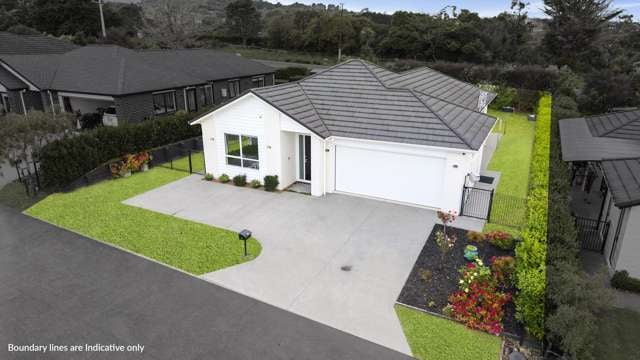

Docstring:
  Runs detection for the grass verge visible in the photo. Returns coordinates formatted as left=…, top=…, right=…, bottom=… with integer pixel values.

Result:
left=0, top=180, right=48, bottom=211
left=395, top=304, right=502, bottom=360
left=26, top=167, right=261, bottom=275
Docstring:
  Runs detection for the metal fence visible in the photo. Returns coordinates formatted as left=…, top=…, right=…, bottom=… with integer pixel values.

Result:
left=460, top=186, right=493, bottom=220
left=490, top=193, right=528, bottom=228
left=65, top=136, right=204, bottom=192
left=575, top=216, right=610, bottom=253
left=14, top=159, right=42, bottom=197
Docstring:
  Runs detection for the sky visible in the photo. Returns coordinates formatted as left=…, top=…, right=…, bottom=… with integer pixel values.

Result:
left=268, top=0, right=640, bottom=19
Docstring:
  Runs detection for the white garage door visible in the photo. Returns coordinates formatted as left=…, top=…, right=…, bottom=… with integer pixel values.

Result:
left=335, top=145, right=446, bottom=208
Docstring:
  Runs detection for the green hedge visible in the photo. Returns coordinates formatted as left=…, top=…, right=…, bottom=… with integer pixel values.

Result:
left=40, top=113, right=201, bottom=188
left=514, top=93, right=551, bottom=339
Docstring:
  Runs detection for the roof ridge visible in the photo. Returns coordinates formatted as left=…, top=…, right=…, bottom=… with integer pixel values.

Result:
left=297, top=82, right=330, bottom=135
left=598, top=111, right=640, bottom=137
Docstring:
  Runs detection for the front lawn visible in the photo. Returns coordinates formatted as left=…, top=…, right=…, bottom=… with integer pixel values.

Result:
left=593, top=308, right=640, bottom=360
left=396, top=304, right=502, bottom=360
left=26, top=167, right=261, bottom=275
left=0, top=180, right=48, bottom=211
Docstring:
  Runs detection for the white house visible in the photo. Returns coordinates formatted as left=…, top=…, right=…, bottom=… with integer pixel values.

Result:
left=560, top=110, right=640, bottom=278
left=192, top=60, right=497, bottom=212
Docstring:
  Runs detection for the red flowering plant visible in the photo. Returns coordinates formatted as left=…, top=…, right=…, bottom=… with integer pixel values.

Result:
left=443, top=280, right=512, bottom=335
left=435, top=210, right=458, bottom=267
left=458, top=258, right=493, bottom=292
left=491, top=256, right=516, bottom=287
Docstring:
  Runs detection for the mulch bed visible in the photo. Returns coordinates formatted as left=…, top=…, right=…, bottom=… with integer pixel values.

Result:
left=397, top=224, right=524, bottom=338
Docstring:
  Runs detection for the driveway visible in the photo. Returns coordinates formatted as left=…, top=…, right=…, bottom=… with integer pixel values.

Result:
left=125, top=175, right=482, bottom=354
left=0, top=205, right=411, bottom=360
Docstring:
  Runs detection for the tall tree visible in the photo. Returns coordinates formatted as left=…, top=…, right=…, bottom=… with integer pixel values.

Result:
left=142, top=0, right=201, bottom=48
left=225, top=0, right=261, bottom=47
left=543, top=0, right=623, bottom=69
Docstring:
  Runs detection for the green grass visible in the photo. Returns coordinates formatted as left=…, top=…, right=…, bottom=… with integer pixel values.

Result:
left=593, top=308, right=640, bottom=360
left=487, top=110, right=536, bottom=198
left=0, top=180, right=48, bottom=211
left=221, top=45, right=336, bottom=66
left=396, top=305, right=502, bottom=360
left=26, top=167, right=261, bottom=275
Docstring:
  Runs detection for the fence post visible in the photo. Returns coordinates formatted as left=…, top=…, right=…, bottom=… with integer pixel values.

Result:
left=460, top=187, right=466, bottom=216
left=33, top=161, right=40, bottom=191
left=487, top=189, right=495, bottom=222
left=15, top=161, right=22, bottom=183
left=188, top=150, right=193, bottom=174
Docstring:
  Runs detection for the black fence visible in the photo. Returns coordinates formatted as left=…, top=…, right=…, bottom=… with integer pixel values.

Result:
left=490, top=193, right=528, bottom=228
left=575, top=216, right=610, bottom=253
left=14, top=159, right=42, bottom=197
left=65, top=136, right=204, bottom=192
left=460, top=186, right=493, bottom=220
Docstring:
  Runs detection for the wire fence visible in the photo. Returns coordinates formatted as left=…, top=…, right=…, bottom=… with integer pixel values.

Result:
left=489, top=193, right=528, bottom=228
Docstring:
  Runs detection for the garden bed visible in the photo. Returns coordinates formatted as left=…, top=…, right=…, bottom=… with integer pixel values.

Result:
left=397, top=224, right=524, bottom=338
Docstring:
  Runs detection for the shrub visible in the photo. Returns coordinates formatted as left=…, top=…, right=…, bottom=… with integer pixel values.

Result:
left=233, top=174, right=247, bottom=187
left=514, top=93, right=551, bottom=340
left=39, top=112, right=201, bottom=188
left=250, top=179, right=261, bottom=188
left=218, top=174, right=230, bottom=183
left=491, top=256, right=516, bottom=286
left=444, top=281, right=512, bottom=335
left=204, top=173, right=214, bottom=181
left=611, top=271, right=640, bottom=293
left=263, top=175, right=279, bottom=191
left=485, top=231, right=515, bottom=250
left=458, top=259, right=492, bottom=291
left=275, top=66, right=310, bottom=82
left=466, top=230, right=486, bottom=243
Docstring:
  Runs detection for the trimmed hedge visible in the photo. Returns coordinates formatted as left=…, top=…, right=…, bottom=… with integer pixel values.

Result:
left=40, top=112, right=201, bottom=188
left=514, top=93, right=551, bottom=339
left=611, top=271, right=640, bottom=293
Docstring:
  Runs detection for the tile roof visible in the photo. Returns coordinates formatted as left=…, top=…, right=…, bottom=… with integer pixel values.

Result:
left=585, top=109, right=640, bottom=141
left=0, top=32, right=77, bottom=55
left=251, top=60, right=496, bottom=150
left=601, top=157, right=640, bottom=208
left=559, top=110, right=640, bottom=162
left=0, top=46, right=274, bottom=95
left=0, top=66, right=27, bottom=90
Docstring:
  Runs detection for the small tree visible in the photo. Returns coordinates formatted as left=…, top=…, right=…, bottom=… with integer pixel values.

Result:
left=435, top=210, right=457, bottom=266
left=225, top=0, right=261, bottom=47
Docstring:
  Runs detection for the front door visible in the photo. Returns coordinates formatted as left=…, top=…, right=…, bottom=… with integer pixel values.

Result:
left=298, top=134, right=311, bottom=182
left=186, top=88, right=197, bottom=112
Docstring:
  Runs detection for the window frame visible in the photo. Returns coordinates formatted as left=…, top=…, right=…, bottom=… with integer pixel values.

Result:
left=152, top=90, right=177, bottom=115
left=252, top=76, right=265, bottom=88
left=224, top=133, right=260, bottom=170
left=228, top=79, right=240, bottom=98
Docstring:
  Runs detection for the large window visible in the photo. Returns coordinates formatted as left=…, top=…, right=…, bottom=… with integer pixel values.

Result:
left=225, top=133, right=259, bottom=169
left=228, top=80, right=240, bottom=98
left=252, top=76, right=265, bottom=88
left=153, top=91, right=176, bottom=115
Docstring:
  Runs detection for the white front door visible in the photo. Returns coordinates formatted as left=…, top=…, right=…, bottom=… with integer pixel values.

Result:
left=334, top=144, right=446, bottom=208
left=297, top=134, right=311, bottom=182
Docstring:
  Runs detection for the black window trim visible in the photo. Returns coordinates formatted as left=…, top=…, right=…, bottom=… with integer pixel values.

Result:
left=228, top=79, right=240, bottom=98
left=152, top=90, right=177, bottom=115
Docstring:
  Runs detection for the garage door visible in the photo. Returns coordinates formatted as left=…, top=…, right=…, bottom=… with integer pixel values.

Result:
left=335, top=145, right=446, bottom=208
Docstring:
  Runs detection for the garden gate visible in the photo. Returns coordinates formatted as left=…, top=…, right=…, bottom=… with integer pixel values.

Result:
left=575, top=217, right=610, bottom=253
left=459, top=186, right=494, bottom=220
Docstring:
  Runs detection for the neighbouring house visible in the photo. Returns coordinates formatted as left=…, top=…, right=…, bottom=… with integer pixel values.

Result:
left=0, top=32, right=275, bottom=125
left=559, top=109, right=640, bottom=278
left=191, top=59, right=497, bottom=212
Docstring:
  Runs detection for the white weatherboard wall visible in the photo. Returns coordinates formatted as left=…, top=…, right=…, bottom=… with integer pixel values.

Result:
left=615, top=206, right=640, bottom=278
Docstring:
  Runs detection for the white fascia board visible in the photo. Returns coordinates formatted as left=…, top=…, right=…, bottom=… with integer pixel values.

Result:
left=328, top=136, right=478, bottom=155
left=58, top=92, right=114, bottom=101
left=190, top=92, right=255, bottom=125
left=0, top=61, right=39, bottom=91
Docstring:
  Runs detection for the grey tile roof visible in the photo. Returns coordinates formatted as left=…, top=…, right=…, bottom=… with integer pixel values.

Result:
left=0, top=66, right=26, bottom=90
left=251, top=60, right=496, bottom=150
left=600, top=158, right=640, bottom=208
left=0, top=32, right=77, bottom=55
left=585, top=109, right=640, bottom=141
left=559, top=113, right=640, bottom=162
left=0, top=46, right=274, bottom=95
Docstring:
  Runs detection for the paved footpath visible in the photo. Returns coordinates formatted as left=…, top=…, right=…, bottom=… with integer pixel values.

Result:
left=0, top=205, right=413, bottom=360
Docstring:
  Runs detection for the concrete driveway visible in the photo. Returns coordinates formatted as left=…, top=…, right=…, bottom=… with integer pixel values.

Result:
left=125, top=175, right=479, bottom=354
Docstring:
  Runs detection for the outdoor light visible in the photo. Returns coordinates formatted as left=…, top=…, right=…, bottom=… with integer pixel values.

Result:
left=238, top=229, right=252, bottom=257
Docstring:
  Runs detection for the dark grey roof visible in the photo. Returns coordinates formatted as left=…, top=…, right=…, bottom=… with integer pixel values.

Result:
left=251, top=60, right=496, bottom=150
left=585, top=110, right=640, bottom=141
left=559, top=114, right=640, bottom=162
left=0, top=32, right=77, bottom=55
left=0, top=66, right=26, bottom=90
left=369, top=64, right=496, bottom=112
left=0, top=46, right=274, bottom=95
left=601, top=158, right=640, bottom=208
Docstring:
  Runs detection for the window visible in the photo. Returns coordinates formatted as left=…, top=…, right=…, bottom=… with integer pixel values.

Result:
left=225, top=133, right=259, bottom=169
left=228, top=80, right=240, bottom=98
left=186, top=88, right=197, bottom=112
left=252, top=76, right=265, bottom=87
left=221, top=88, right=228, bottom=98
left=205, top=85, right=214, bottom=105
left=153, top=91, right=176, bottom=115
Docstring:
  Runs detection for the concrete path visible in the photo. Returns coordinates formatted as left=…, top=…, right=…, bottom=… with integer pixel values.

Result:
left=125, top=175, right=482, bottom=354
left=0, top=205, right=412, bottom=360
